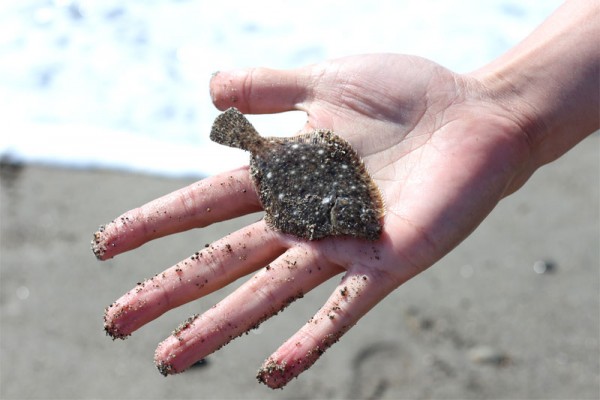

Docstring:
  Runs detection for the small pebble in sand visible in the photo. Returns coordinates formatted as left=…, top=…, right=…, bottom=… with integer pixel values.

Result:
left=467, top=345, right=509, bottom=366
left=533, top=259, right=556, bottom=274
left=210, top=107, right=384, bottom=241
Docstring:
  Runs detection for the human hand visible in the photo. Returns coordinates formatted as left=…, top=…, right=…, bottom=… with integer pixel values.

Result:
left=94, top=54, right=535, bottom=388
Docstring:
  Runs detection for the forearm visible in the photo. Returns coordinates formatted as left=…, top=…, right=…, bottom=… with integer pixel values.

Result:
left=473, top=0, right=599, bottom=168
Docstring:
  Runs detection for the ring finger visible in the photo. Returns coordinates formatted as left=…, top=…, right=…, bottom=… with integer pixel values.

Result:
left=153, top=244, right=343, bottom=375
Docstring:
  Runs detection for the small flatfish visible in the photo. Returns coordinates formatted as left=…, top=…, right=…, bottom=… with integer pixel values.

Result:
left=210, top=107, right=384, bottom=241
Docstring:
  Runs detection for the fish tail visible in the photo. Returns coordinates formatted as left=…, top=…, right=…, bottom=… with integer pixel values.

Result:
left=210, top=107, right=264, bottom=152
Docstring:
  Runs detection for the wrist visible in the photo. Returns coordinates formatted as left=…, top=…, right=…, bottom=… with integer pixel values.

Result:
left=472, top=0, right=599, bottom=169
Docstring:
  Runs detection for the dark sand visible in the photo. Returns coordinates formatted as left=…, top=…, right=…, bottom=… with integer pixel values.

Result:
left=1, top=135, right=598, bottom=399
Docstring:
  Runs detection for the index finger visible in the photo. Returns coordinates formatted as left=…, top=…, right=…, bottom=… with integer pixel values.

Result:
left=91, top=166, right=261, bottom=260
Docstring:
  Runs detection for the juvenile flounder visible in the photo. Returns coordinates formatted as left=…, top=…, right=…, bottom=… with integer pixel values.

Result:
left=210, top=107, right=384, bottom=241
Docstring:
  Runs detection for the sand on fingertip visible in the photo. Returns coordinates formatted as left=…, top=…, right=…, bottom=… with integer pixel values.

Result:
left=1, top=135, right=598, bottom=399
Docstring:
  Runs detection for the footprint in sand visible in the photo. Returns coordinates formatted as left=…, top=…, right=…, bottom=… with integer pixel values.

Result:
left=347, top=342, right=406, bottom=400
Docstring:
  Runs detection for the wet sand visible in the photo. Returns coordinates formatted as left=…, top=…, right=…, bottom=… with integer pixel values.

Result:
left=1, top=135, right=598, bottom=399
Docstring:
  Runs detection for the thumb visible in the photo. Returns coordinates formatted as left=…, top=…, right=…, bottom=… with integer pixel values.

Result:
left=209, top=67, right=312, bottom=114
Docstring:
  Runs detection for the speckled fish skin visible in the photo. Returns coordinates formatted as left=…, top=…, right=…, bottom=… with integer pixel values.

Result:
left=210, top=107, right=384, bottom=241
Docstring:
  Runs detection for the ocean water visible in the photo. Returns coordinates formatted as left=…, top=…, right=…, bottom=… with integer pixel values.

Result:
left=0, top=0, right=561, bottom=177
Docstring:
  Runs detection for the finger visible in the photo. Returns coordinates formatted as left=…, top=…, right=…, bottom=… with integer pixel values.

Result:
left=257, top=265, right=398, bottom=389
left=210, top=67, right=312, bottom=114
left=153, top=245, right=343, bottom=376
left=104, top=220, right=284, bottom=339
left=91, top=166, right=261, bottom=260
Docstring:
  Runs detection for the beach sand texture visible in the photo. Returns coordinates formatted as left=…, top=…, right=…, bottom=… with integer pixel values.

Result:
left=1, top=135, right=598, bottom=399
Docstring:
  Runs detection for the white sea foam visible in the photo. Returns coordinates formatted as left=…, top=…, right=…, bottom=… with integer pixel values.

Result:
left=0, top=0, right=561, bottom=177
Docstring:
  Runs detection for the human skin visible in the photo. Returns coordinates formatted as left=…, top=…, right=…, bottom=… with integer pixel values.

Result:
left=94, top=0, right=598, bottom=389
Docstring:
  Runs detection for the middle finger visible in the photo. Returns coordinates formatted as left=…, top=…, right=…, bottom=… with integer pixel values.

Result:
left=104, top=220, right=285, bottom=339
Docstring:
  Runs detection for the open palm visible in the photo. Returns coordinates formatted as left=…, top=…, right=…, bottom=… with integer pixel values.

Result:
left=95, top=54, right=531, bottom=388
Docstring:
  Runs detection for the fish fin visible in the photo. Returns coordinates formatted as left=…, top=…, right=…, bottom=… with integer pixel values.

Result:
left=210, top=107, right=264, bottom=152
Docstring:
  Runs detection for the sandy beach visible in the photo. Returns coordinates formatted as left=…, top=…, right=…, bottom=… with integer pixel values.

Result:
left=1, top=134, right=598, bottom=399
